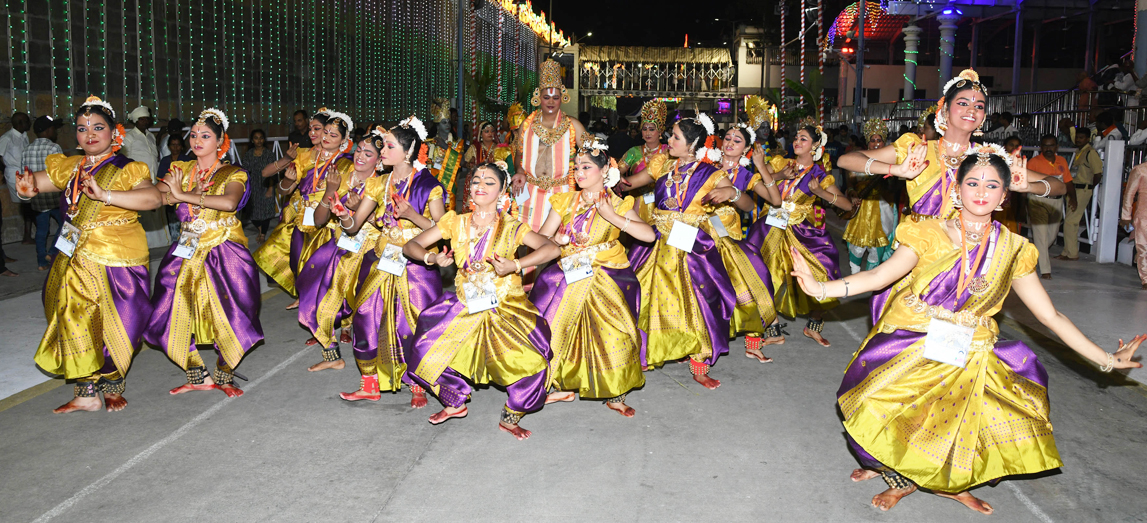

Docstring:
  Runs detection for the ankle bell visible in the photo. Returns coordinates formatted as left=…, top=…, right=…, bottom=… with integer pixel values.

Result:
left=688, top=358, right=710, bottom=376
left=361, top=374, right=380, bottom=394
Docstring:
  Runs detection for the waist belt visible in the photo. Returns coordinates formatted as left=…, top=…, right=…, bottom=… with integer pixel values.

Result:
left=560, top=239, right=618, bottom=259
left=1074, top=183, right=1095, bottom=190
left=525, top=172, right=568, bottom=192
left=80, top=215, right=139, bottom=231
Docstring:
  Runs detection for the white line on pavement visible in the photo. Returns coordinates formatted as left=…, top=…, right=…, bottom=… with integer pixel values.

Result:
left=31, top=346, right=310, bottom=523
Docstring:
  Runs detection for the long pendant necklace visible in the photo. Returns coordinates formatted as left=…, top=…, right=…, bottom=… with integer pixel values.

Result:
left=955, top=217, right=995, bottom=296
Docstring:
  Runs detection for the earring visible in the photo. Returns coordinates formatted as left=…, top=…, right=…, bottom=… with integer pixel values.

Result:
left=994, top=204, right=1004, bottom=212
left=953, top=194, right=963, bottom=208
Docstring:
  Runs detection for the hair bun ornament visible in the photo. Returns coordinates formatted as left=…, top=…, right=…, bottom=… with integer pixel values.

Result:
left=973, top=143, right=1012, bottom=166
left=81, top=95, right=117, bottom=119
left=326, top=110, right=353, bottom=131
left=111, top=123, right=125, bottom=153
left=941, top=68, right=987, bottom=99
left=315, top=107, right=331, bottom=117
left=413, top=143, right=429, bottom=171
left=198, top=108, right=230, bottom=132
left=218, top=134, right=232, bottom=160
left=400, top=114, right=428, bottom=141
left=493, top=160, right=509, bottom=172
left=604, top=157, right=621, bottom=188
left=695, top=112, right=716, bottom=136
left=738, top=155, right=751, bottom=167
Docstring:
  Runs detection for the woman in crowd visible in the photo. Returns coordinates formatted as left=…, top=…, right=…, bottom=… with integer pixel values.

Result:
left=241, top=129, right=280, bottom=243
left=17, top=96, right=161, bottom=413
left=618, top=100, right=668, bottom=222
left=530, top=137, right=655, bottom=417
left=147, top=108, right=263, bottom=397
left=402, top=161, right=559, bottom=440
left=790, top=145, right=1143, bottom=514
left=337, top=118, right=446, bottom=407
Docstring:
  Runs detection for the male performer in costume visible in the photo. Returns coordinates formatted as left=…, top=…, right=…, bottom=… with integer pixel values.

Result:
left=511, top=59, right=587, bottom=232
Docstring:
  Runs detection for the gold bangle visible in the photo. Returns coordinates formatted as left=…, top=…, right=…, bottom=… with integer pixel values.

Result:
left=514, top=259, right=522, bottom=273
left=761, top=180, right=777, bottom=188
left=829, top=194, right=838, bottom=206
left=198, top=192, right=206, bottom=208
left=423, top=252, right=432, bottom=264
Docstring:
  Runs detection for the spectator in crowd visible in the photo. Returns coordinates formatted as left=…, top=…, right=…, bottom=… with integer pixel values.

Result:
left=288, top=109, right=312, bottom=148
left=1058, top=117, right=1077, bottom=149
left=1128, top=119, right=1147, bottom=146
left=157, top=118, right=186, bottom=158
left=920, top=113, right=941, bottom=141
left=1111, top=59, right=1139, bottom=91
left=989, top=112, right=1019, bottom=142
left=1121, top=159, right=1147, bottom=289
left=1058, top=127, right=1103, bottom=261
left=1077, top=70, right=1099, bottom=113
left=1026, top=134, right=1075, bottom=279
left=986, top=112, right=1003, bottom=134
left=1, top=111, right=31, bottom=247
left=20, top=115, right=64, bottom=270
left=1093, top=110, right=1124, bottom=150
left=1017, top=113, right=1039, bottom=146
left=607, top=118, right=633, bottom=161
left=242, top=129, right=279, bottom=244
left=349, top=127, right=366, bottom=153
left=824, top=128, right=846, bottom=166
left=122, top=106, right=158, bottom=179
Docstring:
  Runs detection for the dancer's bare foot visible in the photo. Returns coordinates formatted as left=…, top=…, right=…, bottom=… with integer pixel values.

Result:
left=545, top=391, right=575, bottom=404
left=872, top=485, right=916, bottom=511
left=745, top=347, right=774, bottom=363
left=499, top=422, right=532, bottom=440
left=339, top=388, right=381, bottom=401
left=851, top=469, right=880, bottom=482
left=763, top=336, right=785, bottom=346
left=285, top=299, right=299, bottom=310
left=410, top=388, right=428, bottom=408
left=52, top=396, right=101, bottom=414
left=692, top=373, right=721, bottom=389
left=307, top=359, right=345, bottom=372
left=605, top=401, right=636, bottom=417
left=217, top=384, right=244, bottom=398
left=1, top=269, right=17, bottom=277
left=428, top=406, right=467, bottom=425
left=804, top=328, right=831, bottom=347
left=340, top=328, right=352, bottom=344
left=304, top=337, right=319, bottom=346
left=935, top=491, right=994, bottom=515
left=169, top=380, right=220, bottom=394
left=103, top=393, right=128, bottom=412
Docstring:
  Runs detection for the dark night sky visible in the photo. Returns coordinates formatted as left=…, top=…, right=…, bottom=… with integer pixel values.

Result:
left=550, top=0, right=772, bottom=48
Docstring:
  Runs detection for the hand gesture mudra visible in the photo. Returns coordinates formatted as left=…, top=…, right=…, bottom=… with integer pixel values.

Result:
left=1008, top=149, right=1030, bottom=192
left=324, top=169, right=342, bottom=195
left=284, top=164, right=298, bottom=181
left=594, top=192, right=619, bottom=219
left=1111, top=334, right=1147, bottom=370
left=788, top=246, right=824, bottom=298
left=488, top=253, right=519, bottom=277
left=162, top=165, right=188, bottom=201
left=434, top=247, right=455, bottom=268
left=80, top=176, right=108, bottom=204
left=286, top=142, right=299, bottom=160
left=891, top=142, right=929, bottom=179
left=345, top=191, right=362, bottom=211
left=16, top=167, right=38, bottom=198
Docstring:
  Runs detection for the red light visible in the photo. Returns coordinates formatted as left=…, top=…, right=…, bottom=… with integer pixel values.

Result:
left=841, top=46, right=854, bottom=54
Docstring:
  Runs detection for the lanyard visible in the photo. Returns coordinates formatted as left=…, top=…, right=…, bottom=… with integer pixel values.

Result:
left=780, top=164, right=813, bottom=202
left=956, top=218, right=995, bottom=297
left=66, top=153, right=114, bottom=216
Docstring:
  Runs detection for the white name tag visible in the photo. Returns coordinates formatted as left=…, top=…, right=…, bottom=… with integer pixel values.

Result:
left=765, top=206, right=790, bottom=229
left=666, top=221, right=698, bottom=252
left=337, top=230, right=365, bottom=254
left=55, top=222, right=80, bottom=258
left=302, top=206, right=316, bottom=227
left=922, top=318, right=974, bottom=369
left=172, top=230, right=202, bottom=259
left=643, top=192, right=655, bottom=204
left=374, top=243, right=408, bottom=276
left=463, top=281, right=499, bottom=314
left=559, top=255, right=593, bottom=284
left=709, top=215, right=730, bottom=238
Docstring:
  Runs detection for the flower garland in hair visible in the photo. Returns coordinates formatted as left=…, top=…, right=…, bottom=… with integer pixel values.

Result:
left=691, top=113, right=722, bottom=164
left=492, top=160, right=518, bottom=216
left=79, top=96, right=124, bottom=153
left=326, top=110, right=355, bottom=154
left=972, top=143, right=1012, bottom=166
left=198, top=108, right=232, bottom=160
left=111, top=123, right=126, bottom=153
left=399, top=115, right=430, bottom=170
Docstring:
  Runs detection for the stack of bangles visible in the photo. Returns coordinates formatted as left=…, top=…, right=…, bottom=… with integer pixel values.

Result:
left=1036, top=179, right=1052, bottom=197
left=278, top=178, right=295, bottom=191
left=863, top=157, right=877, bottom=176
left=620, top=217, right=631, bottom=233
left=338, top=215, right=354, bottom=229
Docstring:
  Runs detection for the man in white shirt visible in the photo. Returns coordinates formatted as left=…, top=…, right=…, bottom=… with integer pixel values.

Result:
left=122, top=106, right=168, bottom=247
left=0, top=112, right=31, bottom=201
left=122, top=106, right=158, bottom=181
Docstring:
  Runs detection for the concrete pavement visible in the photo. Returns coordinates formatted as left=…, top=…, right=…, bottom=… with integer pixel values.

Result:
left=1, top=223, right=1146, bottom=522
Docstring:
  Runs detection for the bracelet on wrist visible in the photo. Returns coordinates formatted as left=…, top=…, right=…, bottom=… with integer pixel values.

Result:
left=423, top=252, right=433, bottom=265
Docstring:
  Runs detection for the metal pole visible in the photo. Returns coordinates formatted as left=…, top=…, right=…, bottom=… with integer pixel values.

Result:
left=1084, top=3, right=1096, bottom=73
left=854, top=0, right=866, bottom=121
left=970, top=22, right=979, bottom=69
left=1030, top=21, right=1040, bottom=93
left=1011, top=7, right=1023, bottom=94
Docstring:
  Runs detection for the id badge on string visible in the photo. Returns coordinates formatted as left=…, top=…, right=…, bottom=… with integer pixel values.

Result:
left=172, top=230, right=201, bottom=259
left=765, top=206, right=791, bottom=229
left=559, top=254, right=593, bottom=284
left=667, top=221, right=698, bottom=252
left=337, top=230, right=365, bottom=254
left=922, top=318, right=974, bottom=368
left=464, top=280, right=499, bottom=314
left=55, top=222, right=81, bottom=258
left=375, top=243, right=408, bottom=276
left=708, top=215, right=730, bottom=238
left=302, top=206, right=316, bottom=227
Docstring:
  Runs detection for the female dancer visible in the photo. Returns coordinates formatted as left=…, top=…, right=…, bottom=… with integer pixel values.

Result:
left=464, top=120, right=514, bottom=171
left=697, top=126, right=784, bottom=361
left=792, top=145, right=1143, bottom=514
left=617, top=114, right=740, bottom=389
left=753, top=119, right=852, bottom=346
left=338, top=118, right=446, bottom=406
left=618, top=100, right=668, bottom=222
left=837, top=69, right=1064, bottom=223
left=18, top=96, right=161, bottom=412
left=253, top=109, right=345, bottom=308
left=147, top=109, right=263, bottom=397
left=295, top=111, right=381, bottom=372
left=403, top=162, right=559, bottom=440
left=842, top=119, right=900, bottom=273
left=530, top=138, right=655, bottom=416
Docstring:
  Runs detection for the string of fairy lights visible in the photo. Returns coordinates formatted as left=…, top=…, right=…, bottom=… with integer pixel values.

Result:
left=7, top=0, right=551, bottom=126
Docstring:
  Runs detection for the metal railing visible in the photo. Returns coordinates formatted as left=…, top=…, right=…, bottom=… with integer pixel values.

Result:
left=578, top=62, right=736, bottom=94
